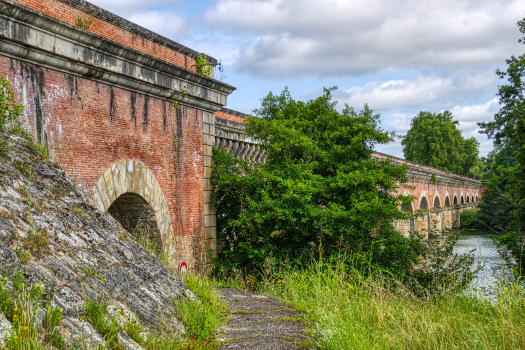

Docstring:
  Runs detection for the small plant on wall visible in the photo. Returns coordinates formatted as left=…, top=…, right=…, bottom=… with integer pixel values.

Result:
left=76, top=13, right=94, bottom=31
left=195, top=56, right=212, bottom=77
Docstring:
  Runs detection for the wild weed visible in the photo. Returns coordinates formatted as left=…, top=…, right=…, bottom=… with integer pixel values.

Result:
left=0, top=274, right=65, bottom=349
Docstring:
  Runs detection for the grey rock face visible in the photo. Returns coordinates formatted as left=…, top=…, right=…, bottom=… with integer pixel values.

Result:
left=0, top=134, right=191, bottom=347
left=0, top=313, right=12, bottom=348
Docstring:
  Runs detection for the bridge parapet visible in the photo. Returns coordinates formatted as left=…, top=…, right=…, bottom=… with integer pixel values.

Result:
left=214, top=112, right=267, bottom=162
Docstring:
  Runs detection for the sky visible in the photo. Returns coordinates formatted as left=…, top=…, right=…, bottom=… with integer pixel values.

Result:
left=88, top=0, right=525, bottom=158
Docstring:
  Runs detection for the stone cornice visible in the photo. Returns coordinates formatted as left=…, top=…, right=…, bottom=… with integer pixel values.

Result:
left=56, top=0, right=217, bottom=64
left=0, top=0, right=235, bottom=111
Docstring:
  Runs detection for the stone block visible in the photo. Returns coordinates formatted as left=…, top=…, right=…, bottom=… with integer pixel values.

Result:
left=204, top=191, right=213, bottom=203
left=204, top=203, right=216, bottom=215
left=203, top=145, right=213, bottom=156
left=203, top=166, right=213, bottom=179
left=203, top=135, right=215, bottom=146
left=204, top=238, right=217, bottom=252
left=204, top=214, right=216, bottom=227
left=203, top=156, right=213, bottom=167
left=103, top=168, right=117, bottom=203
left=204, top=227, right=216, bottom=240
left=204, top=179, right=214, bottom=191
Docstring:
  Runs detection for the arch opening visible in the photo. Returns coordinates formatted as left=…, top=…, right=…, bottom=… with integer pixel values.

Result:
left=476, top=196, right=479, bottom=202
left=108, top=192, right=163, bottom=255
left=90, top=159, right=176, bottom=263
left=433, top=196, right=441, bottom=208
left=472, top=195, right=475, bottom=203
left=466, top=195, right=470, bottom=203
left=445, top=196, right=451, bottom=207
left=420, top=197, right=429, bottom=210
left=453, top=196, right=458, bottom=205
left=461, top=196, right=464, bottom=204
left=402, top=202, right=414, bottom=214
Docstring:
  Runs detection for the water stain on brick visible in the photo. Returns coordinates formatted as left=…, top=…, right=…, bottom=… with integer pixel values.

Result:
left=143, top=95, right=150, bottom=132
left=65, top=74, right=79, bottom=99
left=20, top=62, right=46, bottom=144
left=162, top=101, right=167, bottom=131
left=109, top=87, right=118, bottom=122
left=130, top=92, right=137, bottom=127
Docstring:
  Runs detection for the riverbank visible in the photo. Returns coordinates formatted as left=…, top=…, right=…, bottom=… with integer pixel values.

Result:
left=252, top=260, right=525, bottom=350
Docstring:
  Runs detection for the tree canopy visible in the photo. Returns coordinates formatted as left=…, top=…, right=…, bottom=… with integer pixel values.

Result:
left=401, top=111, right=483, bottom=179
left=477, top=15, right=525, bottom=229
left=212, top=88, right=423, bottom=274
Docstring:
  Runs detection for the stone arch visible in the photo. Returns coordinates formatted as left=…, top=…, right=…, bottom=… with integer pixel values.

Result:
left=466, top=193, right=470, bottom=203
left=444, top=191, right=451, bottom=207
left=400, top=190, right=415, bottom=233
left=472, top=194, right=475, bottom=203
left=460, top=194, right=465, bottom=204
left=89, top=159, right=176, bottom=259
left=433, top=192, right=441, bottom=208
left=401, top=190, right=414, bottom=213
left=419, top=191, right=430, bottom=210
left=476, top=195, right=479, bottom=202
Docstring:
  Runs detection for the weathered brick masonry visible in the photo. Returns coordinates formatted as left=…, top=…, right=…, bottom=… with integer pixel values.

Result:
left=0, top=0, right=234, bottom=266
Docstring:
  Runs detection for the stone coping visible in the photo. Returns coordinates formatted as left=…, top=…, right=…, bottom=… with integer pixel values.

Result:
left=57, top=0, right=217, bottom=64
left=220, top=107, right=251, bottom=119
left=0, top=0, right=236, bottom=111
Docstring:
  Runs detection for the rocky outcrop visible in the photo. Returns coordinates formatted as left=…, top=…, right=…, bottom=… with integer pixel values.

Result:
left=0, top=133, right=193, bottom=348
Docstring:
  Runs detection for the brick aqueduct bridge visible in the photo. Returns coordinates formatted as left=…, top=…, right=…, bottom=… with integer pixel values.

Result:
left=0, top=0, right=482, bottom=267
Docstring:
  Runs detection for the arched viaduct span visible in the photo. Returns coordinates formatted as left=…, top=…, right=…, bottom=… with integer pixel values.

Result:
left=0, top=0, right=481, bottom=268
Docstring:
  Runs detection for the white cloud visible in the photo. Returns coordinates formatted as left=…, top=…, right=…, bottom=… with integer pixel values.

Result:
left=88, top=0, right=172, bottom=11
left=127, top=11, right=187, bottom=39
left=332, top=71, right=497, bottom=111
left=205, top=0, right=525, bottom=78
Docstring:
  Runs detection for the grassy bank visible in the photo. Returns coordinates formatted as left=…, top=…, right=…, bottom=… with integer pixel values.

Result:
left=255, top=260, right=525, bottom=350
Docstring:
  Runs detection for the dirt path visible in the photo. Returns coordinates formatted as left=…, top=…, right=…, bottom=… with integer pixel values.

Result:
left=218, top=288, right=314, bottom=349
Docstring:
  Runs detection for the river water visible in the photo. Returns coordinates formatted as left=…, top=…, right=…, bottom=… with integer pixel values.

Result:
left=452, top=230, right=509, bottom=295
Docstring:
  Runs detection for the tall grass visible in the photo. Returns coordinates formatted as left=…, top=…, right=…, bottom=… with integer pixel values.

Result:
left=257, top=259, right=525, bottom=350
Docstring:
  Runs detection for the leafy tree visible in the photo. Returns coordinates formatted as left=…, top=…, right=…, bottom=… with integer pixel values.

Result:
left=478, top=16, right=525, bottom=227
left=401, top=111, right=483, bottom=178
left=212, top=88, right=424, bottom=274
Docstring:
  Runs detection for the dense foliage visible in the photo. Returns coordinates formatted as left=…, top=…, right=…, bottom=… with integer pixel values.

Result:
left=475, top=16, right=525, bottom=270
left=212, top=88, right=425, bottom=275
left=401, top=111, right=483, bottom=179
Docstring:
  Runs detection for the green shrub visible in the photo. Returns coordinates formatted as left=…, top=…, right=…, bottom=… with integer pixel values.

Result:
left=213, top=88, right=421, bottom=275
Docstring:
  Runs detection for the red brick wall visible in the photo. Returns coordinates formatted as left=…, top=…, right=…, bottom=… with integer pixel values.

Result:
left=215, top=110, right=246, bottom=124
left=13, top=0, right=198, bottom=73
left=2, top=55, right=203, bottom=261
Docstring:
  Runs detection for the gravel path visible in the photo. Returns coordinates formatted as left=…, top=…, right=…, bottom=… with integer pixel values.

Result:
left=218, top=288, right=314, bottom=349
